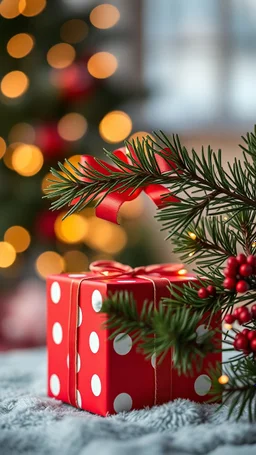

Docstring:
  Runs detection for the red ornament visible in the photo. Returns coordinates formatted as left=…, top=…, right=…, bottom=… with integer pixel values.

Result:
left=239, top=264, right=253, bottom=277
left=242, top=328, right=250, bottom=337
left=224, top=314, right=235, bottom=324
left=247, top=255, right=256, bottom=267
left=206, top=285, right=216, bottom=296
left=251, top=304, right=256, bottom=319
left=35, top=211, right=58, bottom=240
left=198, top=288, right=209, bottom=299
left=52, top=63, right=95, bottom=101
left=236, top=253, right=247, bottom=265
left=248, top=330, right=256, bottom=341
left=223, top=267, right=237, bottom=278
left=234, top=335, right=248, bottom=350
left=36, top=124, right=67, bottom=158
left=227, top=256, right=238, bottom=268
left=234, top=307, right=244, bottom=318
left=236, top=280, right=250, bottom=293
left=250, top=338, right=256, bottom=352
left=223, top=277, right=236, bottom=290
left=238, top=309, right=251, bottom=324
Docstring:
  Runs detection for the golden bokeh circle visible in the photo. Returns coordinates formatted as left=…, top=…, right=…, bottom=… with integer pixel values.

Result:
left=87, top=52, right=118, bottom=79
left=0, top=0, right=25, bottom=19
left=47, top=43, right=76, bottom=69
left=57, top=113, right=87, bottom=141
left=4, top=226, right=31, bottom=253
left=90, top=4, right=120, bottom=29
left=0, top=242, right=16, bottom=268
left=99, top=111, right=132, bottom=143
left=9, top=123, right=35, bottom=144
left=64, top=250, right=89, bottom=273
left=19, top=0, right=47, bottom=17
left=12, top=144, right=44, bottom=177
left=1, top=71, right=29, bottom=99
left=85, top=217, right=127, bottom=254
left=0, top=137, right=7, bottom=159
left=60, top=19, right=88, bottom=44
left=36, top=251, right=65, bottom=279
left=7, top=33, right=34, bottom=59
left=54, top=213, right=89, bottom=244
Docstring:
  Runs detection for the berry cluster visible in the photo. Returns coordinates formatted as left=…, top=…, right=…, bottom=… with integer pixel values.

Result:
left=224, top=306, right=256, bottom=355
left=223, top=254, right=256, bottom=293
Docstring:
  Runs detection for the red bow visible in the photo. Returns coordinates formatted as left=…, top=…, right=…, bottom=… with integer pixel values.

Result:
left=89, top=260, right=185, bottom=277
left=74, top=147, right=179, bottom=224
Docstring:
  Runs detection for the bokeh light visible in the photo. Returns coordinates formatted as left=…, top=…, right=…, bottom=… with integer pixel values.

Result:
left=0, top=137, right=7, bottom=159
left=12, top=144, right=44, bottom=177
left=0, top=0, right=25, bottom=19
left=36, top=251, right=65, bottom=279
left=87, top=52, right=118, bottom=79
left=54, top=212, right=89, bottom=244
left=1, top=71, right=29, bottom=99
left=60, top=19, right=88, bottom=44
left=99, top=111, right=132, bottom=143
left=9, top=123, right=35, bottom=144
left=188, top=232, right=197, bottom=240
left=41, top=171, right=59, bottom=194
left=218, top=375, right=229, bottom=385
left=7, top=33, right=34, bottom=59
left=0, top=242, right=16, bottom=268
left=47, top=43, right=76, bottom=69
left=85, top=217, right=127, bottom=254
left=64, top=250, right=88, bottom=272
left=119, top=197, right=144, bottom=219
left=90, top=4, right=120, bottom=29
left=57, top=113, right=87, bottom=141
left=4, top=226, right=31, bottom=253
left=3, top=143, right=21, bottom=170
left=19, top=0, right=47, bottom=17
left=178, top=268, right=187, bottom=276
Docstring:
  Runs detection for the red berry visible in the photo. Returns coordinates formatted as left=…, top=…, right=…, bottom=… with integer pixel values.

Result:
left=242, top=328, right=250, bottom=337
left=223, top=277, right=237, bottom=290
left=247, top=255, right=256, bottom=267
left=198, top=287, right=209, bottom=299
left=251, top=304, right=256, bottom=319
left=234, top=335, right=249, bottom=350
left=250, top=338, right=256, bottom=352
left=236, top=280, right=250, bottom=293
left=236, top=253, right=247, bottom=265
left=224, top=267, right=237, bottom=278
left=234, top=307, right=244, bottom=317
left=248, top=330, right=256, bottom=341
left=239, top=264, right=253, bottom=277
left=238, top=309, right=251, bottom=324
left=206, top=285, right=216, bottom=296
left=227, top=256, right=238, bottom=268
left=224, top=314, right=235, bottom=324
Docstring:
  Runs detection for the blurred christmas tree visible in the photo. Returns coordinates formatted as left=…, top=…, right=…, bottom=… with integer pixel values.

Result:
left=0, top=0, right=154, bottom=345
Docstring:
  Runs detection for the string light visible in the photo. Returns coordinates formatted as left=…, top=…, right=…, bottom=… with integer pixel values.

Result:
left=57, top=113, right=87, bottom=141
left=188, top=232, right=197, bottom=240
left=90, top=4, right=120, bottom=29
left=0, top=0, right=25, bottom=19
left=47, top=43, right=76, bottom=69
left=8, top=123, right=35, bottom=144
left=85, top=217, right=127, bottom=254
left=178, top=269, right=187, bottom=276
left=188, top=251, right=195, bottom=257
left=218, top=375, right=229, bottom=385
left=19, top=0, right=47, bottom=17
left=54, top=213, right=89, bottom=244
left=36, top=251, right=65, bottom=279
left=87, top=52, right=118, bottom=79
left=99, top=111, right=132, bottom=143
left=12, top=144, right=44, bottom=176
left=7, top=33, right=34, bottom=59
left=60, top=19, right=88, bottom=44
left=1, top=71, right=29, bottom=99
left=0, top=137, right=6, bottom=159
left=224, top=323, right=233, bottom=330
left=63, top=250, right=88, bottom=272
left=0, top=242, right=16, bottom=268
left=223, top=216, right=228, bottom=221
left=252, top=242, right=256, bottom=248
left=4, top=226, right=31, bottom=253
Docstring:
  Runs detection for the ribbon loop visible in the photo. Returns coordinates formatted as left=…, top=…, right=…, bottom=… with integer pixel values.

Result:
left=89, top=260, right=184, bottom=279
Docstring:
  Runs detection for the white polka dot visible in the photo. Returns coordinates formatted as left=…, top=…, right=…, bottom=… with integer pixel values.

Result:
left=52, top=322, right=63, bottom=345
left=76, top=390, right=82, bottom=408
left=117, top=280, right=137, bottom=283
left=113, top=333, right=132, bottom=355
left=92, top=290, right=103, bottom=312
left=91, top=374, right=101, bottom=396
left=196, top=325, right=209, bottom=344
left=194, top=374, right=212, bottom=396
left=68, top=274, right=87, bottom=278
left=151, top=353, right=156, bottom=368
left=67, top=353, right=81, bottom=372
left=114, top=393, right=133, bottom=413
left=50, top=374, right=60, bottom=396
left=89, top=331, right=100, bottom=353
left=51, top=282, right=61, bottom=304
left=77, top=307, right=83, bottom=327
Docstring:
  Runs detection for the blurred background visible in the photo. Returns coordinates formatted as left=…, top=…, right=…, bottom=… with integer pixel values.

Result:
left=0, top=0, right=254, bottom=349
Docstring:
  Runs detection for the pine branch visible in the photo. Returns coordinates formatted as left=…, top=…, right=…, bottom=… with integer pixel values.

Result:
left=101, top=291, right=216, bottom=375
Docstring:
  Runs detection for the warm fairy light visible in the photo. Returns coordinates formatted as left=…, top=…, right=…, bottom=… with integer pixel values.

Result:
left=3, top=143, right=21, bottom=170
left=87, top=52, right=118, bottom=79
left=54, top=213, right=89, bottom=244
left=102, top=271, right=109, bottom=276
left=57, top=113, right=87, bottom=141
left=36, top=251, right=65, bottom=279
left=63, top=250, right=88, bottom=273
left=223, top=216, right=228, bottom=221
left=12, top=144, right=44, bottom=177
left=85, top=217, right=127, bottom=254
left=218, top=375, right=229, bottom=385
left=99, top=111, right=132, bottom=143
left=9, top=123, right=35, bottom=144
left=47, top=43, right=76, bottom=69
left=188, top=232, right=197, bottom=240
left=0, top=137, right=6, bottom=159
left=4, top=226, right=31, bottom=253
left=90, top=4, right=120, bottom=29
left=178, top=268, right=187, bottom=276
left=189, top=251, right=195, bottom=257
left=119, top=197, right=144, bottom=219
left=60, top=19, right=88, bottom=44
left=0, top=0, right=25, bottom=19
left=252, top=242, right=256, bottom=248
left=19, top=0, right=47, bottom=17
left=224, top=323, right=233, bottom=330
left=7, top=33, right=34, bottom=59
left=1, top=71, right=29, bottom=99
left=0, top=242, right=16, bottom=268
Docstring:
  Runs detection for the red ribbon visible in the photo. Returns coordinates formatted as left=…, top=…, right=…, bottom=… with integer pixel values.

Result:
left=89, top=260, right=184, bottom=277
left=73, top=147, right=179, bottom=224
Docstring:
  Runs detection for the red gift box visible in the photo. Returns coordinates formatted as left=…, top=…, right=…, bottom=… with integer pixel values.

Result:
left=47, top=261, right=221, bottom=415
